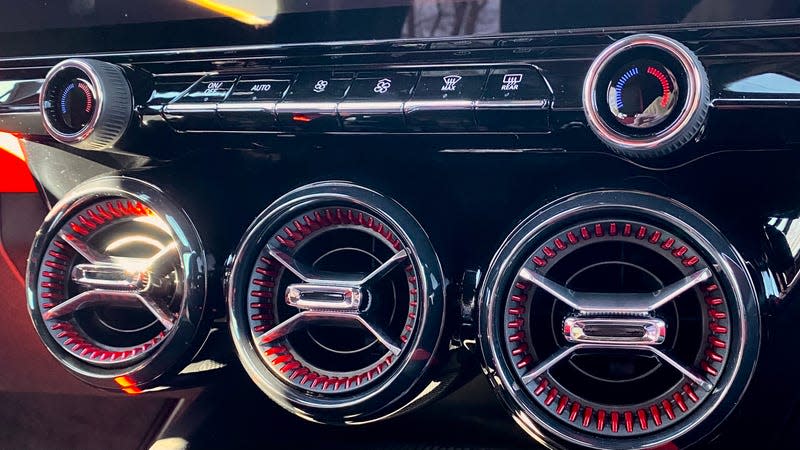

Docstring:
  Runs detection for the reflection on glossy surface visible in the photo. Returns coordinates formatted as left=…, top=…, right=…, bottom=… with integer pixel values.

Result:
left=401, top=0, right=499, bottom=38
left=725, top=73, right=800, bottom=95
left=0, top=80, right=41, bottom=107
left=0, top=1, right=799, bottom=56
left=766, top=217, right=800, bottom=301
left=186, top=0, right=274, bottom=26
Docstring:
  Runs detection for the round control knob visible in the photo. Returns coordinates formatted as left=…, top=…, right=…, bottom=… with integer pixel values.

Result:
left=40, top=59, right=132, bottom=150
left=583, top=34, right=709, bottom=158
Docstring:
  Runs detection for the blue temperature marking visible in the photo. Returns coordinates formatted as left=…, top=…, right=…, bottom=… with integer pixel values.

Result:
left=614, top=67, right=639, bottom=109
left=60, top=83, right=75, bottom=114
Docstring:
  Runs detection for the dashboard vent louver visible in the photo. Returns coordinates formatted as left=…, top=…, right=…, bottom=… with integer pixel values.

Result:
left=227, top=181, right=448, bottom=424
left=478, top=190, right=759, bottom=449
left=27, top=176, right=208, bottom=392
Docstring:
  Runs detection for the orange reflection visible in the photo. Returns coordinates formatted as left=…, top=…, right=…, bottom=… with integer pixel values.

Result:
left=186, top=0, right=272, bottom=27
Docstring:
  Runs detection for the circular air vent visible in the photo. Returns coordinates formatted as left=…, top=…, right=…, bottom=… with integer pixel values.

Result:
left=479, top=191, right=758, bottom=449
left=27, top=176, right=207, bottom=391
left=228, top=181, right=447, bottom=424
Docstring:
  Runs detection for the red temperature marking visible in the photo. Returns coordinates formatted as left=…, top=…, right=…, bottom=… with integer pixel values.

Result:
left=78, top=82, right=93, bottom=113
left=647, top=66, right=671, bottom=108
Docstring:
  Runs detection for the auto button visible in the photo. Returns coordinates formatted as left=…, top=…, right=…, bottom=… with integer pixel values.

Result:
left=218, top=75, right=293, bottom=131
left=228, top=77, right=291, bottom=101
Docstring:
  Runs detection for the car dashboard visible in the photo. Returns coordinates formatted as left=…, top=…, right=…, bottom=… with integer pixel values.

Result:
left=1, top=2, right=800, bottom=449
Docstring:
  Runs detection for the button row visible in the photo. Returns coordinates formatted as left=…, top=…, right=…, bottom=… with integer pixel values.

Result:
left=163, top=67, right=551, bottom=133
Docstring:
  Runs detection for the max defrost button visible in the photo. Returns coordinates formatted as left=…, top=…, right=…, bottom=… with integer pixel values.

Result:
left=338, top=71, right=419, bottom=131
left=405, top=69, right=487, bottom=131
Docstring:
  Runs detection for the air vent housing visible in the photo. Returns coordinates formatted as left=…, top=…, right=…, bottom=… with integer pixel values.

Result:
left=26, top=176, right=208, bottom=392
left=227, top=181, right=448, bottom=424
left=479, top=190, right=759, bottom=449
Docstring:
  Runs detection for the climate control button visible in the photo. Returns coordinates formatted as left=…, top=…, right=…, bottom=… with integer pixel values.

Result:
left=476, top=67, right=551, bottom=132
left=275, top=71, right=353, bottom=131
left=339, top=71, right=418, bottom=131
left=405, top=68, right=487, bottom=131
left=216, top=75, right=293, bottom=131
left=228, top=76, right=292, bottom=101
left=175, top=76, right=236, bottom=103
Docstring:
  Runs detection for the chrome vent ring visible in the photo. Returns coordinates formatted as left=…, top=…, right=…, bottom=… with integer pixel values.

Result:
left=247, top=206, right=420, bottom=394
left=479, top=191, right=759, bottom=449
left=228, top=181, right=447, bottom=423
left=507, top=220, right=727, bottom=437
left=27, top=176, right=207, bottom=391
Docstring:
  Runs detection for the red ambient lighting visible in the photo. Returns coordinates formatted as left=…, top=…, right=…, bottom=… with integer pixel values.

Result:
left=0, top=132, right=37, bottom=193
left=292, top=114, right=313, bottom=123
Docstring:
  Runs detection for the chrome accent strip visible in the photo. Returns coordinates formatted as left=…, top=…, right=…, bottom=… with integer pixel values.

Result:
left=337, top=101, right=405, bottom=114
left=68, top=241, right=178, bottom=292
left=474, top=99, right=549, bottom=109
left=358, top=249, right=409, bottom=285
left=518, top=266, right=712, bottom=314
left=711, top=98, right=800, bottom=108
left=520, top=343, right=713, bottom=392
left=285, top=284, right=363, bottom=311
left=163, top=102, right=217, bottom=113
left=0, top=105, right=41, bottom=114
left=404, top=99, right=474, bottom=113
left=42, top=289, right=175, bottom=330
left=216, top=101, right=278, bottom=113
left=57, top=231, right=112, bottom=264
left=563, top=316, right=667, bottom=345
left=275, top=101, right=339, bottom=114
left=258, top=310, right=402, bottom=356
left=266, top=245, right=363, bottom=285
left=71, top=264, right=148, bottom=291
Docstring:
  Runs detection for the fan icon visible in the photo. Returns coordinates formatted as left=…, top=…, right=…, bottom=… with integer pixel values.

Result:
left=373, top=78, right=392, bottom=94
